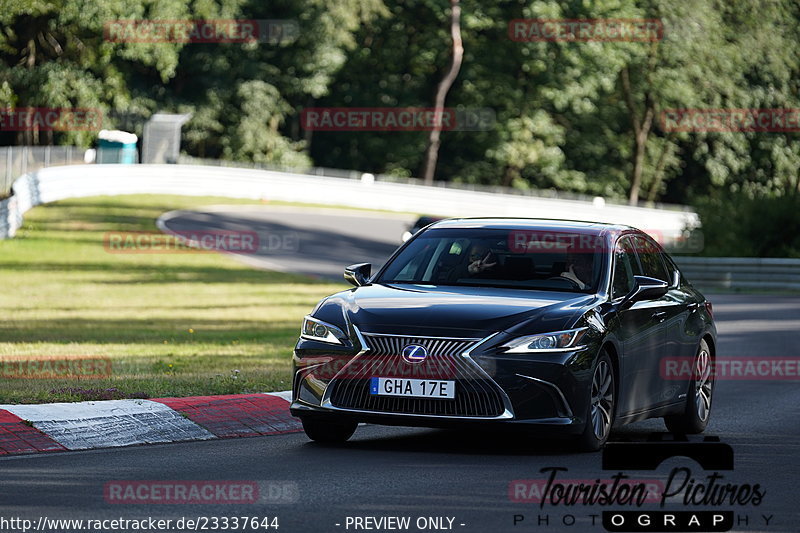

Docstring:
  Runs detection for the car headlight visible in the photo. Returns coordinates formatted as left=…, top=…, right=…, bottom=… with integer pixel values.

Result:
left=301, top=315, right=348, bottom=345
left=501, top=328, right=588, bottom=353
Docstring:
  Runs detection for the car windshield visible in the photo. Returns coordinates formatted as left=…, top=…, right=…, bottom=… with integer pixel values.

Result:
left=378, top=227, right=606, bottom=292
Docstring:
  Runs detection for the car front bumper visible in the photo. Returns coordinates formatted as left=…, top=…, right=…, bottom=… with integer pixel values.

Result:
left=291, top=331, right=598, bottom=436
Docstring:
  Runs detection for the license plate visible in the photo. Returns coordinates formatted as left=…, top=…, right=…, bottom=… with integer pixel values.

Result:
left=370, top=377, right=455, bottom=399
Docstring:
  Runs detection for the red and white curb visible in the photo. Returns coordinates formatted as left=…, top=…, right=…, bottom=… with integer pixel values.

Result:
left=0, top=391, right=298, bottom=456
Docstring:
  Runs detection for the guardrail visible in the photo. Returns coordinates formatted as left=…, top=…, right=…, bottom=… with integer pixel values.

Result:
left=178, top=155, right=692, bottom=211
left=0, top=163, right=699, bottom=242
left=675, top=257, right=800, bottom=290
left=2, top=146, right=691, bottom=214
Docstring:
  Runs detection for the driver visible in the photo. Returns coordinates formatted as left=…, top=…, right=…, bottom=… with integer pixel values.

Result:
left=466, top=243, right=498, bottom=275
left=560, top=249, right=593, bottom=289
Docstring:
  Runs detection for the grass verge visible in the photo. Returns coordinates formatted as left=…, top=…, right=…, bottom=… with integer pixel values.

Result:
left=0, top=195, right=344, bottom=404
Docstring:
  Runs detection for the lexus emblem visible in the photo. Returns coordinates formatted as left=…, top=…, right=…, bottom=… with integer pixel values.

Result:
left=401, top=344, right=428, bottom=364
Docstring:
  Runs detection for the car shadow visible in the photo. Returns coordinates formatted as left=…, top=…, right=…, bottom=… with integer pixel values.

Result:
left=298, top=418, right=677, bottom=457
left=302, top=427, right=585, bottom=456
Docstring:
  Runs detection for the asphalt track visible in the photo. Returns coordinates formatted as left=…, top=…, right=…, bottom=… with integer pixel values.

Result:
left=158, top=205, right=416, bottom=279
left=1, top=206, right=798, bottom=533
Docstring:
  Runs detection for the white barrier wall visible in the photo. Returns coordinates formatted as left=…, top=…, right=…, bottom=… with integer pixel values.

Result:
left=0, top=163, right=698, bottom=241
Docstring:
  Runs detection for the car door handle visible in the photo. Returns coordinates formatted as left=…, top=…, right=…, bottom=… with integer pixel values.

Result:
left=652, top=311, right=667, bottom=322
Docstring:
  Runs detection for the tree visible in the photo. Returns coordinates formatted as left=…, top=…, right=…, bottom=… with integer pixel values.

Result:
left=419, top=0, right=462, bottom=185
left=173, top=0, right=387, bottom=165
left=0, top=0, right=190, bottom=146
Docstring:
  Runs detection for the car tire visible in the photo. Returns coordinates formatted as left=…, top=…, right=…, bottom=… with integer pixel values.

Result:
left=575, top=351, right=616, bottom=452
left=301, top=417, right=358, bottom=443
left=664, top=339, right=713, bottom=434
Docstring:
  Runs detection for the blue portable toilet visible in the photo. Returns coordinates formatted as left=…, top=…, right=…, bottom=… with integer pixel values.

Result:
left=97, top=130, right=138, bottom=164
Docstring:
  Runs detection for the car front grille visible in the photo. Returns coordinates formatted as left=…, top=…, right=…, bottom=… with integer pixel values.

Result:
left=364, top=335, right=476, bottom=358
left=328, top=334, right=506, bottom=418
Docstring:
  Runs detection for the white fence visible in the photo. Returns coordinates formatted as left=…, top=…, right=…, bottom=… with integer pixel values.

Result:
left=0, top=163, right=698, bottom=240
left=0, top=146, right=86, bottom=196
left=178, top=154, right=689, bottom=208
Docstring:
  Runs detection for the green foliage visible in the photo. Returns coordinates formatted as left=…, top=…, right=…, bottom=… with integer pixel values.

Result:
left=1, top=0, right=799, bottom=220
left=691, top=190, right=800, bottom=257
left=223, top=80, right=309, bottom=166
left=0, top=0, right=190, bottom=145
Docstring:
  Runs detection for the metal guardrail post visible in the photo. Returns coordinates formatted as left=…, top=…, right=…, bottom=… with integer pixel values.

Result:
left=4, top=147, right=10, bottom=192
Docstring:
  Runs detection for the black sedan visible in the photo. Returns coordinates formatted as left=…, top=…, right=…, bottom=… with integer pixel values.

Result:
left=291, top=219, right=716, bottom=451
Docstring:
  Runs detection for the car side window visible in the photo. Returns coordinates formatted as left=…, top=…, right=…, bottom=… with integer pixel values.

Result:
left=393, top=243, right=434, bottom=281
left=612, top=237, right=641, bottom=299
left=662, top=253, right=680, bottom=288
left=633, top=236, right=669, bottom=282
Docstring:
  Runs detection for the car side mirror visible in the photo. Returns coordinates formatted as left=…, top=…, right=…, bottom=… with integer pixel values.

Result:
left=623, top=275, right=669, bottom=306
left=344, top=263, right=371, bottom=287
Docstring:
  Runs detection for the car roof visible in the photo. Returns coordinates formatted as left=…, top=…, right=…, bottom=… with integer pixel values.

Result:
left=427, top=217, right=638, bottom=236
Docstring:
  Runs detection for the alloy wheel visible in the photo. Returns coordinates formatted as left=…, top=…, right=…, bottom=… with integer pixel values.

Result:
left=590, top=360, right=614, bottom=440
left=695, top=349, right=713, bottom=422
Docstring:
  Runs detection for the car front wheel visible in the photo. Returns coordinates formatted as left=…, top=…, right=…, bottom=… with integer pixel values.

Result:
left=664, top=339, right=713, bottom=434
left=575, top=351, right=616, bottom=452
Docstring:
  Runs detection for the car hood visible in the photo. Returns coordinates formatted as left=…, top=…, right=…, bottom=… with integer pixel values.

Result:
left=316, top=283, right=598, bottom=338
